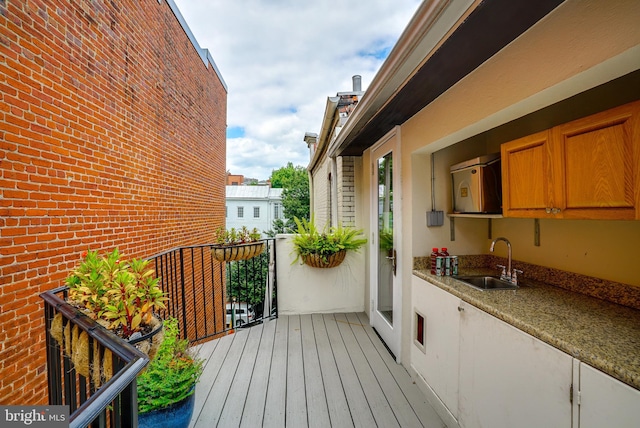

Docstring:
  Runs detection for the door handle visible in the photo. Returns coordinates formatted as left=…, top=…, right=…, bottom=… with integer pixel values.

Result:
left=386, top=249, right=397, bottom=276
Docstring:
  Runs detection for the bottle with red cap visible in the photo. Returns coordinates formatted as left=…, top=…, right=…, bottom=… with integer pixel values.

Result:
left=430, top=247, right=439, bottom=274
left=441, top=247, right=450, bottom=275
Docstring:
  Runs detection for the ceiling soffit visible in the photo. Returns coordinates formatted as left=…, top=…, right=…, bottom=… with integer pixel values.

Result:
left=335, top=0, right=566, bottom=156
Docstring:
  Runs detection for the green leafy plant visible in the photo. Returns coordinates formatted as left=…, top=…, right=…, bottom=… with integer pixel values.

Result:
left=65, top=249, right=167, bottom=339
left=291, top=216, right=367, bottom=265
left=213, top=225, right=261, bottom=245
left=137, top=317, right=203, bottom=413
left=379, top=228, right=394, bottom=252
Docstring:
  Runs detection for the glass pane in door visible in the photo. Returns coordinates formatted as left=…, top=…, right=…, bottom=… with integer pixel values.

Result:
left=377, top=152, right=393, bottom=324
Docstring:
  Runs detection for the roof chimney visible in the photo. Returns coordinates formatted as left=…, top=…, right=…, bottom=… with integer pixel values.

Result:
left=352, top=75, right=361, bottom=92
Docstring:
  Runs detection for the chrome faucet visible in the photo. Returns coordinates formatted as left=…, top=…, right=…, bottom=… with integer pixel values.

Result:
left=490, top=237, right=522, bottom=285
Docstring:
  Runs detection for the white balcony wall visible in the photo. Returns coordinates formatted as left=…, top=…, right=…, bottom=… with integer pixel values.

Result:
left=275, top=234, right=365, bottom=314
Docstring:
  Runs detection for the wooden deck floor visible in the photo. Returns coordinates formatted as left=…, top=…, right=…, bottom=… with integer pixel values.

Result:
left=189, top=313, right=445, bottom=428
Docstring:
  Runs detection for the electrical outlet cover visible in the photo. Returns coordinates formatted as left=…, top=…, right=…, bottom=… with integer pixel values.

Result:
left=427, top=210, right=444, bottom=227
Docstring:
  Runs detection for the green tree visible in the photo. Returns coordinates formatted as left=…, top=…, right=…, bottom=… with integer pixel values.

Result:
left=226, top=253, right=268, bottom=306
left=270, top=162, right=298, bottom=188
left=269, top=163, right=310, bottom=232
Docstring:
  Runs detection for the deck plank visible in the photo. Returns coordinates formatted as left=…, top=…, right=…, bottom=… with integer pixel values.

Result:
left=323, top=314, right=377, bottom=428
left=194, top=328, right=250, bottom=426
left=300, top=314, right=331, bottom=428
left=240, top=318, right=277, bottom=428
left=311, top=314, right=354, bottom=427
left=189, top=314, right=444, bottom=428
left=354, top=312, right=446, bottom=428
left=345, top=312, right=423, bottom=427
left=262, top=316, right=288, bottom=428
left=190, top=334, right=233, bottom=428
left=217, top=323, right=264, bottom=427
left=285, top=315, right=308, bottom=427
left=334, top=312, right=401, bottom=428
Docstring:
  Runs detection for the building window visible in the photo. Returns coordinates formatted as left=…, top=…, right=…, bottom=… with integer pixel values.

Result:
left=253, top=207, right=260, bottom=218
left=237, top=206, right=244, bottom=218
left=274, top=204, right=281, bottom=219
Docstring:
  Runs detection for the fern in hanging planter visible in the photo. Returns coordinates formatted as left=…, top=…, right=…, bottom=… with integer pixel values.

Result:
left=291, top=216, right=367, bottom=268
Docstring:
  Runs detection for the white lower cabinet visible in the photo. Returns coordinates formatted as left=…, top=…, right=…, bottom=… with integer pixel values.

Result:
left=457, top=301, right=573, bottom=428
left=411, top=276, right=461, bottom=424
left=577, top=361, right=640, bottom=428
left=411, top=277, right=640, bottom=428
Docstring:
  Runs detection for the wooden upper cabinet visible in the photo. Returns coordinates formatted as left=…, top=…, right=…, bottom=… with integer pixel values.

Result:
left=553, top=102, right=639, bottom=219
left=502, top=100, right=640, bottom=220
left=501, top=131, right=555, bottom=218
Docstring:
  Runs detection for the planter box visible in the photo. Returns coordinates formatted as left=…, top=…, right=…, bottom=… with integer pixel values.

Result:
left=211, top=241, right=265, bottom=262
left=43, top=288, right=162, bottom=385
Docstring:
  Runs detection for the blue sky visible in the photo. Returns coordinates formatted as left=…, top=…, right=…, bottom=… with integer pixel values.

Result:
left=172, top=0, right=422, bottom=180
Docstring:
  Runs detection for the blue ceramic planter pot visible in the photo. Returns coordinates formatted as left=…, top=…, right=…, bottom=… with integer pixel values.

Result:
left=138, top=391, right=195, bottom=428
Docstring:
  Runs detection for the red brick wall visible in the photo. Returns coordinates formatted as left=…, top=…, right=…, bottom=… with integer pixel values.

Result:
left=0, top=0, right=227, bottom=404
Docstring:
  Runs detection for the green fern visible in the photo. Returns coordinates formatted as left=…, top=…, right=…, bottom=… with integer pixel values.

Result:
left=137, top=318, right=203, bottom=414
left=291, top=216, right=367, bottom=264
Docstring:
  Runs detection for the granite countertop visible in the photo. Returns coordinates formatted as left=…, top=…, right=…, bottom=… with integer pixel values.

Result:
left=413, top=268, right=640, bottom=390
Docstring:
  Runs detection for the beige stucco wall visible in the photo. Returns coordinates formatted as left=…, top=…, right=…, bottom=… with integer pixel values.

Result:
left=403, top=0, right=640, bottom=285
left=405, top=0, right=640, bottom=156
left=337, top=0, right=640, bottom=369
left=370, top=0, right=640, bottom=366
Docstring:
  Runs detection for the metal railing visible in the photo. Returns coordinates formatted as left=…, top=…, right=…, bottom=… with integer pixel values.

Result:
left=149, top=239, right=278, bottom=343
left=41, top=287, right=149, bottom=428
left=40, top=239, right=277, bottom=427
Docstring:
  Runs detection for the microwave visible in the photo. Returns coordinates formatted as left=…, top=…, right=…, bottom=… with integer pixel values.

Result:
left=450, top=153, right=502, bottom=213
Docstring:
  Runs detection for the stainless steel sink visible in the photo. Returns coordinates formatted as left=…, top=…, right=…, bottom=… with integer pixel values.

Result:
left=454, top=275, right=518, bottom=291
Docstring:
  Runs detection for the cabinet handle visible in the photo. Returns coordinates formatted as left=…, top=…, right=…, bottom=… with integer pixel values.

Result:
left=552, top=208, right=561, bottom=214
left=545, top=207, right=552, bottom=214
left=458, top=306, right=464, bottom=312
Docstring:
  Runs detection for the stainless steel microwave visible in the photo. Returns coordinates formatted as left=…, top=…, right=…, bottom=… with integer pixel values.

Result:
left=450, top=153, right=502, bottom=213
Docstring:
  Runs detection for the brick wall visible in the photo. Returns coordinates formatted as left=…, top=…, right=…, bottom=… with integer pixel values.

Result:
left=337, top=156, right=355, bottom=227
left=0, top=0, right=226, bottom=404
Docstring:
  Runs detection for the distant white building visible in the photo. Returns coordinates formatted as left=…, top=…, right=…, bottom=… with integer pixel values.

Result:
left=225, top=185, right=285, bottom=234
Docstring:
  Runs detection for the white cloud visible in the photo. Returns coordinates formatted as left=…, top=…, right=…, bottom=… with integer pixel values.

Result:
left=172, top=0, right=422, bottom=180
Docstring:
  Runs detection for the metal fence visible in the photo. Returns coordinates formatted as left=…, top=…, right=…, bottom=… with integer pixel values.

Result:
left=149, top=239, right=278, bottom=343
left=40, top=240, right=277, bottom=427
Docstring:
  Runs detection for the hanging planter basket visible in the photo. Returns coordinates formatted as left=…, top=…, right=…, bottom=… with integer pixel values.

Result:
left=211, top=241, right=265, bottom=262
left=301, top=249, right=347, bottom=269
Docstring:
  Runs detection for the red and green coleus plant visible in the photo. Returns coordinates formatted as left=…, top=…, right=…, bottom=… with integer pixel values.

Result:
left=213, top=225, right=261, bottom=246
left=65, top=248, right=167, bottom=339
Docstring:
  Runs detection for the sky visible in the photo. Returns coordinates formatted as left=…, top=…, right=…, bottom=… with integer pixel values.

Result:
left=171, top=0, right=422, bottom=180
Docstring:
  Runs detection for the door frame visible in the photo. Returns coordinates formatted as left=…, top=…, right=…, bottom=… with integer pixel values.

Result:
left=369, top=126, right=402, bottom=362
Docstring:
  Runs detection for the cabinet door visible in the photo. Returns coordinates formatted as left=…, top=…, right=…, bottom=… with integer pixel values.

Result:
left=501, top=130, right=556, bottom=218
left=458, top=302, right=573, bottom=428
left=411, top=277, right=460, bottom=421
left=578, top=363, right=640, bottom=428
left=552, top=101, right=640, bottom=220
